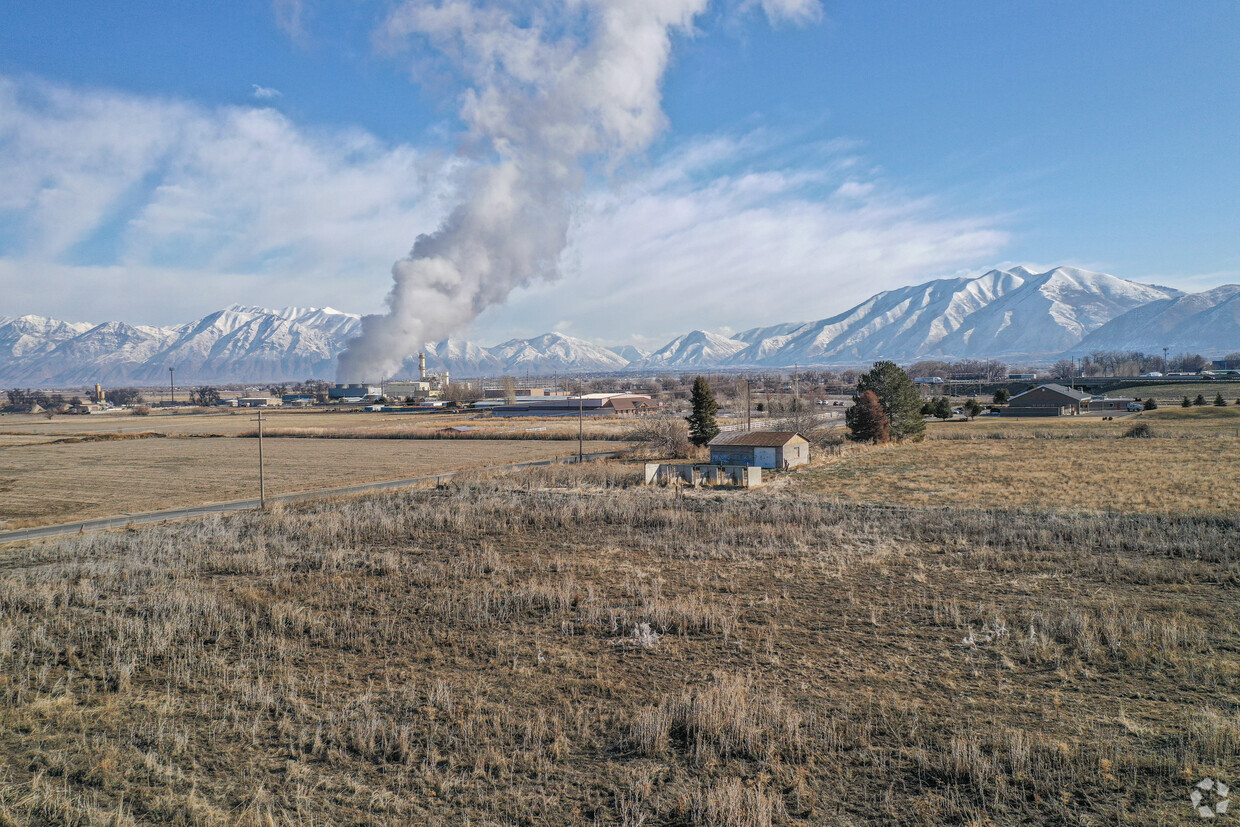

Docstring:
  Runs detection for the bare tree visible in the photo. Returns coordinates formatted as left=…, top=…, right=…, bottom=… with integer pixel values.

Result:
left=626, top=415, right=691, bottom=458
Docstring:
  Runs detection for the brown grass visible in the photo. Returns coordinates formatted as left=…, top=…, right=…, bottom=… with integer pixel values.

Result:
left=807, top=409, right=1240, bottom=514
left=0, top=437, right=620, bottom=528
left=0, top=408, right=639, bottom=440
left=0, top=464, right=1236, bottom=824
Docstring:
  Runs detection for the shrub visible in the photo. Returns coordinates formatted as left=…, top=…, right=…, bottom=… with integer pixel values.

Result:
left=845, top=390, right=890, bottom=444
left=1182, top=396, right=1192, bottom=408
left=1143, top=398, right=1157, bottom=410
left=1123, top=422, right=1153, bottom=439
left=853, top=361, right=924, bottom=441
left=132, top=404, right=151, bottom=416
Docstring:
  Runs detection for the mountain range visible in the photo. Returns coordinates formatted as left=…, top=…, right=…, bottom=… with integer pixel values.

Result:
left=3, top=266, right=1238, bottom=386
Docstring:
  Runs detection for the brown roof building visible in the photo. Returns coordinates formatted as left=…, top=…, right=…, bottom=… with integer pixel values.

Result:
left=707, top=431, right=810, bottom=469
left=1001, top=383, right=1091, bottom=416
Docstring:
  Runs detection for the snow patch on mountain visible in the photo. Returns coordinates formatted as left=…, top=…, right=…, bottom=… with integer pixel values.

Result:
left=489, top=333, right=630, bottom=373
left=638, top=330, right=748, bottom=369
left=1069, top=284, right=1240, bottom=354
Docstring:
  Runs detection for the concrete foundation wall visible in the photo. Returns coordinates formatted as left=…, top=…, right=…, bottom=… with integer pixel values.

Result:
left=644, top=463, right=762, bottom=488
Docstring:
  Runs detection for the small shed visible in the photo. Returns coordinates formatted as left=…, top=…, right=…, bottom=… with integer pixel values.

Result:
left=707, top=431, right=810, bottom=469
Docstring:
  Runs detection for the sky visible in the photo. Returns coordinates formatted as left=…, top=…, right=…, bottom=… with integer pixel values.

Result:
left=1, top=0, right=1237, bottom=349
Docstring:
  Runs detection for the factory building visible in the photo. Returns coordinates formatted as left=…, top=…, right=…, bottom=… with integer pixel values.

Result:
left=492, top=393, right=655, bottom=417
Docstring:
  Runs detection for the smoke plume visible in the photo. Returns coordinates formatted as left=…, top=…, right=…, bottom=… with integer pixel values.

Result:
left=337, top=0, right=709, bottom=381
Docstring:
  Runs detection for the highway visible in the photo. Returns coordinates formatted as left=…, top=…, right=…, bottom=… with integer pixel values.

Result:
left=0, top=450, right=620, bottom=545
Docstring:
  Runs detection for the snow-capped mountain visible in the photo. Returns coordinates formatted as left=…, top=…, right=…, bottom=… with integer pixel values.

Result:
left=417, top=337, right=505, bottom=376
left=0, top=306, right=361, bottom=386
left=0, top=315, right=94, bottom=361
left=4, top=266, right=1234, bottom=386
left=637, top=330, right=748, bottom=369
left=1068, top=284, right=1240, bottom=355
left=610, top=345, right=649, bottom=363
left=8, top=321, right=179, bottom=386
left=489, top=332, right=630, bottom=373
left=721, top=266, right=1181, bottom=366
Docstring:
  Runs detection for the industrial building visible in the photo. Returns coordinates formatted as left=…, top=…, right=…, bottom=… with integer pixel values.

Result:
left=384, top=380, right=432, bottom=399
left=329, top=384, right=381, bottom=401
left=483, top=387, right=566, bottom=398
left=707, top=431, right=810, bottom=469
left=492, top=393, right=655, bottom=417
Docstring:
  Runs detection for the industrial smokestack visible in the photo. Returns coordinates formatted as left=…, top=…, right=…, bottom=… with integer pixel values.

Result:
left=336, top=0, right=709, bottom=382
left=419, top=352, right=426, bottom=381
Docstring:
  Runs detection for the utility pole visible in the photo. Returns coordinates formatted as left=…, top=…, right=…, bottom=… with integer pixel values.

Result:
left=169, top=367, right=175, bottom=404
left=577, top=373, right=584, bottom=464
left=746, top=377, right=751, bottom=432
left=253, top=409, right=266, bottom=509
left=794, top=363, right=800, bottom=429
left=1163, top=347, right=1169, bottom=374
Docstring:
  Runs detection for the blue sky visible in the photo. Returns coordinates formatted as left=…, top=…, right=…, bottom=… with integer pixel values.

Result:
left=1, top=1, right=1237, bottom=346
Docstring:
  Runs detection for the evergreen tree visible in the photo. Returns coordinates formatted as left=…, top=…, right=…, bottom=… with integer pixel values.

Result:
left=993, top=388, right=1010, bottom=404
left=1215, top=393, right=1227, bottom=406
left=932, top=397, right=953, bottom=420
left=1182, top=396, right=1192, bottom=408
left=844, top=390, right=890, bottom=443
left=963, top=398, right=983, bottom=419
left=686, top=376, right=720, bottom=447
left=854, top=362, right=925, bottom=441
left=1194, top=394, right=1207, bottom=406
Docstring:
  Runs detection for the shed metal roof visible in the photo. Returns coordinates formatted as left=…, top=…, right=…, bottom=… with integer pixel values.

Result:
left=708, top=430, right=806, bottom=448
left=1009, top=383, right=1091, bottom=403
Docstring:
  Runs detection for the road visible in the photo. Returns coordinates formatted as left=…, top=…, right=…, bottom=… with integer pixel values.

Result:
left=0, top=450, right=620, bottom=545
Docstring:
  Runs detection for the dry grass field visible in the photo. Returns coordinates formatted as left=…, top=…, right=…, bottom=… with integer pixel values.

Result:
left=0, top=437, right=619, bottom=529
left=0, top=462, right=1236, bottom=825
left=1116, top=380, right=1240, bottom=404
left=0, top=409, right=636, bottom=440
left=808, top=407, right=1240, bottom=514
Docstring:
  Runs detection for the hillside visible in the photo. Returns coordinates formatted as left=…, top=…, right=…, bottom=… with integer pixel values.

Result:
left=1070, top=284, right=1240, bottom=354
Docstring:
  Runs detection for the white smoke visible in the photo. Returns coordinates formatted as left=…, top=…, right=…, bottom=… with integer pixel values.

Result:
left=337, top=0, right=710, bottom=381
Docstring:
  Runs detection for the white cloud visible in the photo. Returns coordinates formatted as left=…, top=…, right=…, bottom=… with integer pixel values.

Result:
left=471, top=132, right=1010, bottom=345
left=273, top=0, right=309, bottom=44
left=741, top=0, right=823, bottom=26
left=1, top=75, right=1009, bottom=344
left=0, top=74, right=455, bottom=324
left=251, top=84, right=282, bottom=100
